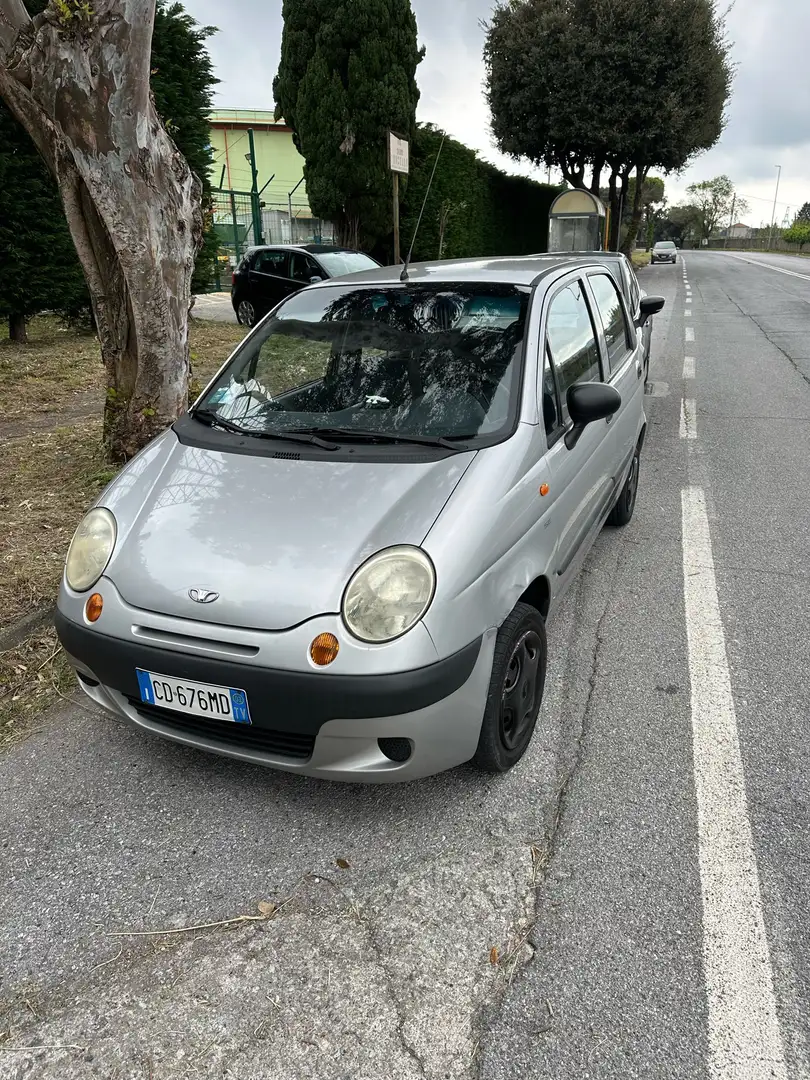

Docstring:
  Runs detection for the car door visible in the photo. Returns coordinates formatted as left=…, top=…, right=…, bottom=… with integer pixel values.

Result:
left=248, top=249, right=293, bottom=313
left=541, top=277, right=616, bottom=593
left=289, top=251, right=323, bottom=288
left=585, top=268, right=643, bottom=484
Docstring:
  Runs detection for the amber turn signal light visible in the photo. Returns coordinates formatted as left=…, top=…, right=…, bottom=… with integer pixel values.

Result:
left=310, top=633, right=339, bottom=667
left=85, top=593, right=103, bottom=622
left=539, top=483, right=550, bottom=497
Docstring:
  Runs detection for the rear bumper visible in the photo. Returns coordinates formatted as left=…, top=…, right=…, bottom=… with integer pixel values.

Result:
left=55, top=610, right=493, bottom=783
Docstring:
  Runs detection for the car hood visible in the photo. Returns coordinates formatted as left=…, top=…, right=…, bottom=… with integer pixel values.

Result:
left=102, top=431, right=475, bottom=630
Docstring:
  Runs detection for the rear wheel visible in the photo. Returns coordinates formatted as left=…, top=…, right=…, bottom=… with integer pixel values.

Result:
left=237, top=299, right=257, bottom=327
left=473, top=603, right=547, bottom=773
left=607, top=441, right=641, bottom=526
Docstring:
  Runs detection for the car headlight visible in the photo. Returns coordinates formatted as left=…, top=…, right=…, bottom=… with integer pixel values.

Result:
left=65, top=508, right=117, bottom=592
left=342, top=546, right=435, bottom=643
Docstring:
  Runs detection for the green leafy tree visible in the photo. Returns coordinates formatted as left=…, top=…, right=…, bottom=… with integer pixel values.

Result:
left=274, top=0, right=424, bottom=248
left=0, top=0, right=217, bottom=344
left=794, top=203, right=810, bottom=225
left=783, top=222, right=810, bottom=250
left=656, top=204, right=702, bottom=245
left=686, top=175, right=749, bottom=240
left=484, top=0, right=732, bottom=253
left=0, top=101, right=88, bottom=341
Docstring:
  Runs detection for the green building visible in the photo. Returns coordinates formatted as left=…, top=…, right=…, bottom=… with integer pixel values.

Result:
left=208, top=109, right=334, bottom=259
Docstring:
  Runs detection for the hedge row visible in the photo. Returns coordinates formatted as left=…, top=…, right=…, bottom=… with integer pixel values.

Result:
left=396, top=123, right=564, bottom=263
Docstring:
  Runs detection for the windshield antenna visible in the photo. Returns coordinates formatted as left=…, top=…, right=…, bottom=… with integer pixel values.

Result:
left=401, top=135, right=445, bottom=282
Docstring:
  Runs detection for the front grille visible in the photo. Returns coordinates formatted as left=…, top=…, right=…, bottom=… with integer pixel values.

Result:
left=127, top=699, right=315, bottom=760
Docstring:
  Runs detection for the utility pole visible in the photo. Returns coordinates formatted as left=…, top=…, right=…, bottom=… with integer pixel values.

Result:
left=246, top=129, right=264, bottom=245
left=725, top=194, right=736, bottom=248
left=768, top=165, right=782, bottom=250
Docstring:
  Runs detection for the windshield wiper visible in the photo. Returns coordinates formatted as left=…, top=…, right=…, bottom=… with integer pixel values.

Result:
left=192, top=409, right=338, bottom=450
left=290, top=426, right=473, bottom=451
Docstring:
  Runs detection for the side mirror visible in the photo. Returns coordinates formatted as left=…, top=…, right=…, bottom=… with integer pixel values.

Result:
left=636, top=295, right=665, bottom=327
left=565, top=382, right=621, bottom=450
left=310, top=274, right=324, bottom=284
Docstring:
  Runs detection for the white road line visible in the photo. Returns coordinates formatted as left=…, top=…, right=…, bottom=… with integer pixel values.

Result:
left=686, top=327, right=695, bottom=342
left=683, top=356, right=696, bottom=379
left=680, top=398, right=697, bottom=439
left=686, top=309, right=692, bottom=318
left=681, top=487, right=787, bottom=1080
left=725, top=251, right=810, bottom=283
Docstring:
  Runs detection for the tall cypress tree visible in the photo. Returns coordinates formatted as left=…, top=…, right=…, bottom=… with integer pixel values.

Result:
left=0, top=0, right=218, bottom=341
left=274, top=0, right=424, bottom=249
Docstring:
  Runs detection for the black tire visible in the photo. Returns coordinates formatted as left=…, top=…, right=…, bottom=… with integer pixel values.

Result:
left=607, top=441, right=641, bottom=527
left=473, top=603, right=547, bottom=773
left=236, top=298, right=257, bottom=327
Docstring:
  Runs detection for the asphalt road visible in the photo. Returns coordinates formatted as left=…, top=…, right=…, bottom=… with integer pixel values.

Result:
left=2, top=251, right=809, bottom=1079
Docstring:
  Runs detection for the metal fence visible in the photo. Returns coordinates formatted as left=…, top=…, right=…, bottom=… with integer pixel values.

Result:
left=207, top=187, right=336, bottom=290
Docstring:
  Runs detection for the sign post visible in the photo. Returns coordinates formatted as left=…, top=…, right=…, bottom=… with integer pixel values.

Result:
left=388, top=132, right=410, bottom=264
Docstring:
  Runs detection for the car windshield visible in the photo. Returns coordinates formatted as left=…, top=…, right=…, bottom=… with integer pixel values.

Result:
left=316, top=251, right=379, bottom=276
left=655, top=242, right=676, bottom=249
left=197, top=283, right=529, bottom=442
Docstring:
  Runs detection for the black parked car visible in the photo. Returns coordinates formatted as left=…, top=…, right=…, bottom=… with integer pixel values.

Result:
left=231, top=244, right=381, bottom=326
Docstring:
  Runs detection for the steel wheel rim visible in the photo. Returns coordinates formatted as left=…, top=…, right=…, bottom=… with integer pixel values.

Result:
left=499, top=630, right=543, bottom=751
left=238, top=300, right=255, bottom=326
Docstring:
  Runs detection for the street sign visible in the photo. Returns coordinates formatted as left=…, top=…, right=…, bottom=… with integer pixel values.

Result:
left=388, top=132, right=410, bottom=175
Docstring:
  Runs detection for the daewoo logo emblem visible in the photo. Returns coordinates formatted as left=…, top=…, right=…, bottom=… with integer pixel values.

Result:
left=189, top=588, right=219, bottom=604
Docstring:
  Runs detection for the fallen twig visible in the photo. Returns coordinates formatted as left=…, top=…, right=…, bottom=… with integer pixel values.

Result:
left=108, top=912, right=268, bottom=938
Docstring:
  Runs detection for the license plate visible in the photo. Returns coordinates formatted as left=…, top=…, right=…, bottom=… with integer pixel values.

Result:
left=136, top=669, right=251, bottom=724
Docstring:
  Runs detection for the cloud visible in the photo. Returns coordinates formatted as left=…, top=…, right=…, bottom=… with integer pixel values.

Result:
left=180, top=0, right=810, bottom=216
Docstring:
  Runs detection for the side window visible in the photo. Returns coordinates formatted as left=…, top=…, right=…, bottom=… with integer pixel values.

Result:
left=254, top=250, right=289, bottom=276
left=589, top=273, right=631, bottom=373
left=291, top=252, right=318, bottom=283
left=546, top=280, right=601, bottom=423
left=620, top=259, right=641, bottom=316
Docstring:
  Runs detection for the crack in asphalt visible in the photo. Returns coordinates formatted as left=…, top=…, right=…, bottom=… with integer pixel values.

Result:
left=363, top=916, right=428, bottom=1079
left=474, top=545, right=625, bottom=1077
left=724, top=290, right=810, bottom=388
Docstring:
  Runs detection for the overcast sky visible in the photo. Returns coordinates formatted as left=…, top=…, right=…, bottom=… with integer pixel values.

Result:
left=181, top=0, right=810, bottom=225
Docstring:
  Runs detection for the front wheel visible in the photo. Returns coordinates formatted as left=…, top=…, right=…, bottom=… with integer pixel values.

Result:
left=607, top=442, right=641, bottom=527
left=236, top=299, right=257, bottom=327
left=473, top=603, right=547, bottom=773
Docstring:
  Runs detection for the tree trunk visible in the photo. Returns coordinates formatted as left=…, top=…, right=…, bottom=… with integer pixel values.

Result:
left=8, top=312, right=27, bottom=343
left=621, top=165, right=649, bottom=257
left=0, top=0, right=202, bottom=462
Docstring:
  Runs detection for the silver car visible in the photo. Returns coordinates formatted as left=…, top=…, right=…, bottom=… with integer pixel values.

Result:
left=55, top=256, right=664, bottom=783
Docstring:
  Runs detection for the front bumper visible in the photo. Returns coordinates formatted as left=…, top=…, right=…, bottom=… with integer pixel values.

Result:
left=55, top=609, right=495, bottom=783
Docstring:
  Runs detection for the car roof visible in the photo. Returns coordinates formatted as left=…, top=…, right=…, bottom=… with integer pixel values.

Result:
left=312, top=252, right=632, bottom=289
left=246, top=244, right=364, bottom=256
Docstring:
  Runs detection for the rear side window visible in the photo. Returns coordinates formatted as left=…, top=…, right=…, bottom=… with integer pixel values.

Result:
left=589, top=273, right=631, bottom=373
left=253, top=250, right=289, bottom=275
left=546, top=280, right=601, bottom=423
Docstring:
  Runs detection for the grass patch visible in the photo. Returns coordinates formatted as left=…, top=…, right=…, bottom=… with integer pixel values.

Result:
left=0, top=420, right=110, bottom=624
left=0, top=316, right=101, bottom=422
left=631, top=251, right=651, bottom=269
left=0, top=631, right=75, bottom=752
left=0, top=315, right=247, bottom=424
left=0, top=420, right=113, bottom=747
left=0, top=317, right=247, bottom=749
